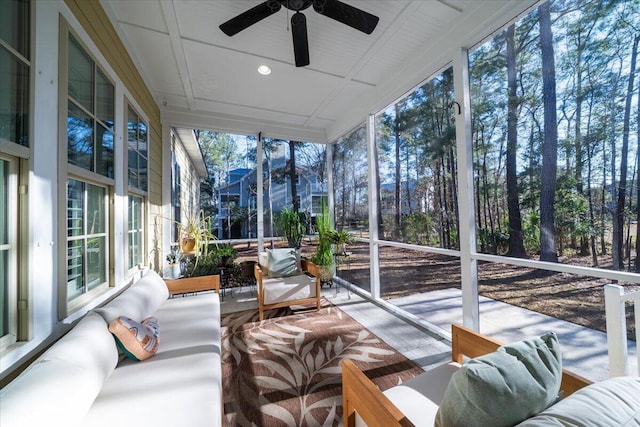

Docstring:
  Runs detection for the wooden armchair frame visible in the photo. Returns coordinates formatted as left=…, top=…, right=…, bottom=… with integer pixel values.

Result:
left=165, top=274, right=220, bottom=296
left=342, top=323, right=592, bottom=427
left=254, top=259, right=322, bottom=321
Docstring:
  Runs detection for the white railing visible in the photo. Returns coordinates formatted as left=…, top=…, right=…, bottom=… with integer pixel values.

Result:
left=604, top=284, right=640, bottom=377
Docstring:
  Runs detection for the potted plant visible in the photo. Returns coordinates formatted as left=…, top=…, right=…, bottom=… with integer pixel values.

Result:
left=209, top=243, right=238, bottom=267
left=328, top=229, right=352, bottom=255
left=166, top=248, right=182, bottom=279
left=275, top=207, right=307, bottom=248
left=310, top=205, right=336, bottom=282
left=178, top=210, right=215, bottom=258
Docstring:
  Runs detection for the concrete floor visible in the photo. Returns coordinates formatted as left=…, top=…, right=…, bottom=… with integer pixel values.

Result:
left=219, top=283, right=638, bottom=381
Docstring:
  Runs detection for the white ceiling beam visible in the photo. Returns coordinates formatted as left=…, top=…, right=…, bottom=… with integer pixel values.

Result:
left=160, top=0, right=196, bottom=110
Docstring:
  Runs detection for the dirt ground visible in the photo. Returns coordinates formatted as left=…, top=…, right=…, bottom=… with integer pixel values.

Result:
left=234, top=240, right=638, bottom=338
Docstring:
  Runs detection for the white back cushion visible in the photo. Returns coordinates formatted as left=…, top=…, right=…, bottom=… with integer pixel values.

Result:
left=94, top=270, right=168, bottom=323
left=0, top=312, right=118, bottom=427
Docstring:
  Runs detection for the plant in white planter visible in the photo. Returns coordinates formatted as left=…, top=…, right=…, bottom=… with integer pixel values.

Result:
left=166, top=248, right=182, bottom=279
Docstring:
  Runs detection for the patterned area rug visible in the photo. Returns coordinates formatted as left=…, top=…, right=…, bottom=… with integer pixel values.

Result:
left=221, top=301, right=424, bottom=426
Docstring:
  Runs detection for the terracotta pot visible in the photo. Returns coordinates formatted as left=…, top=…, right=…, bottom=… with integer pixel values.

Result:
left=180, top=237, right=196, bottom=254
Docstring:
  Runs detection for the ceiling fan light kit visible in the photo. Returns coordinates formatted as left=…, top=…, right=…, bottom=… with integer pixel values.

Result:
left=220, top=0, right=379, bottom=67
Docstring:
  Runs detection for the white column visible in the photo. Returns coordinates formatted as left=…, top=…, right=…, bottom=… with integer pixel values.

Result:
left=257, top=133, right=264, bottom=252
left=326, top=143, right=334, bottom=227
left=161, top=125, right=173, bottom=272
left=453, top=48, right=479, bottom=330
left=367, top=114, right=380, bottom=298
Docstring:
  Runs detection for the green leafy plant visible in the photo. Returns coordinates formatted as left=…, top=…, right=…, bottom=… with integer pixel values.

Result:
left=208, top=243, right=238, bottom=267
left=166, top=247, right=182, bottom=264
left=311, top=205, right=335, bottom=267
left=275, top=207, right=307, bottom=248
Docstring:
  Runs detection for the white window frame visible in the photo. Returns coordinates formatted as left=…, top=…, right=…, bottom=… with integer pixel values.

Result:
left=127, top=194, right=145, bottom=271
left=0, top=155, right=19, bottom=348
left=58, top=21, right=115, bottom=317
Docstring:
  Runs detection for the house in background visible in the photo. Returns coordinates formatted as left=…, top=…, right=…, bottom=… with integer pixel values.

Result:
left=215, top=158, right=327, bottom=239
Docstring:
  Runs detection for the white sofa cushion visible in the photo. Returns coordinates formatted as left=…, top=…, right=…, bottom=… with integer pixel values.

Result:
left=94, top=270, right=169, bottom=323
left=262, top=274, right=316, bottom=305
left=82, top=292, right=222, bottom=427
left=517, top=377, right=640, bottom=426
left=0, top=312, right=118, bottom=427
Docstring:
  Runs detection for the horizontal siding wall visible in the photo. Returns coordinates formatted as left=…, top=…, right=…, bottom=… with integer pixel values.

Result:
left=65, top=0, right=163, bottom=269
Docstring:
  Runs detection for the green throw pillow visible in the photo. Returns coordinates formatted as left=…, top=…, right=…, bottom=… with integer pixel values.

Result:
left=435, top=332, right=562, bottom=427
left=268, top=248, right=300, bottom=277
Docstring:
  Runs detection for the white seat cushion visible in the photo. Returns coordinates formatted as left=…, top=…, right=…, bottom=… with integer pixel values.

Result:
left=355, top=362, right=460, bottom=427
left=262, top=274, right=316, bottom=305
left=83, top=292, right=222, bottom=427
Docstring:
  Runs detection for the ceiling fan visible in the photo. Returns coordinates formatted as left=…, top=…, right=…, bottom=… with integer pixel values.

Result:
left=219, top=0, right=379, bottom=67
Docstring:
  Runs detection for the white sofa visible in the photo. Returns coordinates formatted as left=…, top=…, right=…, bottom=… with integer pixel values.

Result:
left=0, top=270, right=222, bottom=427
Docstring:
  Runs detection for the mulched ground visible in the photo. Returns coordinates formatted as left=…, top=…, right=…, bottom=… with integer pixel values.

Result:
left=234, top=240, right=638, bottom=339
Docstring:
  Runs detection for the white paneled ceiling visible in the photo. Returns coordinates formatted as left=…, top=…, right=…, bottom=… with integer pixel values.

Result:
left=101, top=0, right=537, bottom=143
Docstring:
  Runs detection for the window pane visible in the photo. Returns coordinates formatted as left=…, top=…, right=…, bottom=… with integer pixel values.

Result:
left=87, top=183, right=105, bottom=234
left=0, top=46, right=29, bottom=146
left=67, top=179, right=84, bottom=237
left=0, top=250, right=8, bottom=337
left=67, top=102, right=94, bottom=170
left=67, top=238, right=85, bottom=300
left=0, top=0, right=29, bottom=58
left=95, top=70, right=113, bottom=129
left=128, top=147, right=138, bottom=188
left=86, top=236, right=106, bottom=290
left=96, top=124, right=113, bottom=178
left=68, top=36, right=93, bottom=111
left=128, top=231, right=140, bottom=269
left=138, top=121, right=147, bottom=156
left=138, top=154, right=147, bottom=192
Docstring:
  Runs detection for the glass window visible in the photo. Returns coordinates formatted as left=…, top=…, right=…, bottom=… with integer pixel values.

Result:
left=127, top=105, right=148, bottom=191
left=66, top=179, right=108, bottom=301
left=128, top=195, right=144, bottom=270
left=66, top=34, right=114, bottom=178
left=0, top=0, right=30, bottom=147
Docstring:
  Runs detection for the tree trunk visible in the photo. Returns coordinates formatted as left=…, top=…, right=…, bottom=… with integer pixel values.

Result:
left=636, top=63, right=640, bottom=273
left=539, top=1, right=559, bottom=263
left=505, top=24, right=527, bottom=258
left=613, top=34, right=638, bottom=270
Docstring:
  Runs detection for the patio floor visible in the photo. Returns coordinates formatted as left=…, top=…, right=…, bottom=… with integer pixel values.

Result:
left=220, top=283, right=638, bottom=382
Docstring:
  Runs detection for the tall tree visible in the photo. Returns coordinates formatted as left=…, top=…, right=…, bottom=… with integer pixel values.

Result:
left=505, top=23, right=528, bottom=258
left=613, top=33, right=639, bottom=270
left=288, top=141, right=300, bottom=212
left=539, top=1, right=559, bottom=263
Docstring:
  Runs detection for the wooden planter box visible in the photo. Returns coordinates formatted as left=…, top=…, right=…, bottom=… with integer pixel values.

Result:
left=165, top=274, right=220, bottom=296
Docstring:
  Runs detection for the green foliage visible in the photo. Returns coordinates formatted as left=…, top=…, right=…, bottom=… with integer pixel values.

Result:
left=208, top=243, right=237, bottom=261
left=166, top=247, right=182, bottom=264
left=275, top=207, right=307, bottom=248
left=311, top=205, right=335, bottom=267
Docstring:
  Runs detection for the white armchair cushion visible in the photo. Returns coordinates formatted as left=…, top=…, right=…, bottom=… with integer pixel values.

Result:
left=262, top=275, right=316, bottom=305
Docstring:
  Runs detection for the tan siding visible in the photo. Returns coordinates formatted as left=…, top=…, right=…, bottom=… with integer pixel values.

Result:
left=65, top=0, right=164, bottom=268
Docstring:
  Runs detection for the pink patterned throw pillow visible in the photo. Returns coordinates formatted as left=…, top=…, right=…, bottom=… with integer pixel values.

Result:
left=108, top=316, right=160, bottom=361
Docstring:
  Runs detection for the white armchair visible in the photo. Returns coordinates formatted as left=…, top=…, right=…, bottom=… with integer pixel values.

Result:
left=255, top=249, right=321, bottom=320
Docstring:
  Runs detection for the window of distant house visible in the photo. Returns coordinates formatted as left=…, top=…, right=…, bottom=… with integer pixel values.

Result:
left=126, top=105, right=147, bottom=269
left=64, top=31, right=114, bottom=304
left=0, top=0, right=29, bottom=347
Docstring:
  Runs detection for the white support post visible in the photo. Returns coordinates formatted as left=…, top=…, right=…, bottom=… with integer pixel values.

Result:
left=327, top=143, right=334, bottom=228
left=366, top=114, right=380, bottom=298
left=257, top=133, right=264, bottom=253
left=604, top=284, right=628, bottom=377
left=453, top=47, right=479, bottom=331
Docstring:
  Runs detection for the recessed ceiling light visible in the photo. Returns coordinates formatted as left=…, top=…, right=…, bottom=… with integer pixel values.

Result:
left=257, top=65, right=271, bottom=75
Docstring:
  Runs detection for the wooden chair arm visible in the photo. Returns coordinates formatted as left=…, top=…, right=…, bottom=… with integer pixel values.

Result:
left=342, top=359, right=414, bottom=427
left=302, top=259, right=320, bottom=277
left=165, top=275, right=220, bottom=296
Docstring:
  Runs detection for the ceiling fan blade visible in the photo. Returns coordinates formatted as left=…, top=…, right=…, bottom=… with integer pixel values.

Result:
left=313, top=0, right=378, bottom=34
left=220, top=1, right=282, bottom=36
left=291, top=12, right=310, bottom=67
